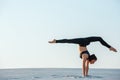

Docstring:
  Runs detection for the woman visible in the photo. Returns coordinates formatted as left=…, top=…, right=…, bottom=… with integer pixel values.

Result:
left=48, top=36, right=117, bottom=77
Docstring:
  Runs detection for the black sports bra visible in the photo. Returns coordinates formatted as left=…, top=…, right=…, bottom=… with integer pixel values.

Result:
left=80, top=51, right=90, bottom=59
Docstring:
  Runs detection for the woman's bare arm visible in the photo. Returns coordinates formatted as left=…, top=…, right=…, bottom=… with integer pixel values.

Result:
left=85, top=60, right=89, bottom=76
left=82, top=58, right=86, bottom=77
left=82, top=54, right=88, bottom=77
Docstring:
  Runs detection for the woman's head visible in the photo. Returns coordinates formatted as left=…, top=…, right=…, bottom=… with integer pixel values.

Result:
left=89, top=54, right=97, bottom=64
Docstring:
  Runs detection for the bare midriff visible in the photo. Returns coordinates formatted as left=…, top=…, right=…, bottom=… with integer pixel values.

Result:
left=79, top=46, right=87, bottom=53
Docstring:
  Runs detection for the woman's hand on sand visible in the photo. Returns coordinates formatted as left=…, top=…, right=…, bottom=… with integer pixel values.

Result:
left=48, top=39, right=56, bottom=43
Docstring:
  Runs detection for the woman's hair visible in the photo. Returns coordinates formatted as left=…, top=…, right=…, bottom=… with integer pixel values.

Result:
left=89, top=54, right=97, bottom=61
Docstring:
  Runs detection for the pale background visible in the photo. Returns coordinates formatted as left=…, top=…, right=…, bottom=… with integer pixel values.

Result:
left=0, top=0, right=120, bottom=69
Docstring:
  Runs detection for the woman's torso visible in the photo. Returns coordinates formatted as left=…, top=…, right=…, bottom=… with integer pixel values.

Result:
left=79, top=46, right=87, bottom=53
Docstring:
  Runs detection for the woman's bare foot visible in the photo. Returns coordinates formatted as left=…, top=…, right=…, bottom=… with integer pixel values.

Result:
left=109, top=47, right=117, bottom=52
left=48, top=39, right=56, bottom=43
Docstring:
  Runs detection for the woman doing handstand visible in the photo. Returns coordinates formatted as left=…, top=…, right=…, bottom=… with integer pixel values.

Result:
left=48, top=36, right=117, bottom=77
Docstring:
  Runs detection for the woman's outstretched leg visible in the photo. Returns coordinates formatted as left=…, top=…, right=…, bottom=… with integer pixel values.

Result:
left=87, top=36, right=117, bottom=52
left=48, top=38, right=82, bottom=44
left=48, top=39, right=74, bottom=44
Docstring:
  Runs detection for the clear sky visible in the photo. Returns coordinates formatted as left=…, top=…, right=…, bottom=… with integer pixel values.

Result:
left=0, top=0, right=120, bottom=69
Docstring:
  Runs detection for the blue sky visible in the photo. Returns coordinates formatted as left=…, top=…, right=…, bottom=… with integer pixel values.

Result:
left=0, top=0, right=120, bottom=69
